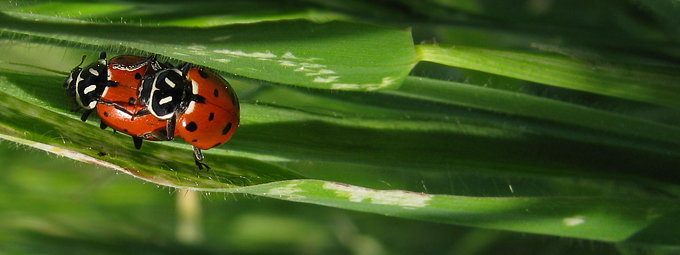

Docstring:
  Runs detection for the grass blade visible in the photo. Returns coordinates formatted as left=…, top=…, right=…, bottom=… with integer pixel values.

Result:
left=0, top=12, right=417, bottom=90
left=226, top=180, right=680, bottom=245
left=417, top=44, right=680, bottom=109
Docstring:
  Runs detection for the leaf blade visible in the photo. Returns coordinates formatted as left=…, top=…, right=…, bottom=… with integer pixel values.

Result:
left=0, top=12, right=418, bottom=90
left=418, top=44, right=680, bottom=109
left=225, top=179, right=680, bottom=245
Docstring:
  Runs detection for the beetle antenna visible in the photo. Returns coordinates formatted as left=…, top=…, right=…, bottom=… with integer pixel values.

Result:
left=74, top=55, right=87, bottom=68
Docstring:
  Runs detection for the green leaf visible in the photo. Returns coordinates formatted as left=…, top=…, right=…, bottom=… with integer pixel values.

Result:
left=417, top=44, right=680, bottom=109
left=3, top=51, right=680, bottom=244
left=0, top=12, right=417, bottom=90
left=2, top=1, right=680, bottom=249
left=227, top=180, right=680, bottom=244
left=389, top=76, right=680, bottom=149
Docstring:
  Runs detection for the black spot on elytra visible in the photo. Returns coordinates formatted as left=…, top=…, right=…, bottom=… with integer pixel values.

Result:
left=192, top=139, right=197, bottom=142
left=185, top=122, right=197, bottom=132
left=222, top=122, right=232, bottom=135
left=123, top=129, right=129, bottom=132
left=213, top=89, right=219, bottom=97
left=103, top=111, right=109, bottom=117
left=211, top=142, right=221, bottom=148
left=128, top=97, right=135, bottom=105
left=134, top=73, right=142, bottom=79
left=208, top=112, right=214, bottom=121
left=197, top=69, right=209, bottom=79
left=229, top=91, right=238, bottom=108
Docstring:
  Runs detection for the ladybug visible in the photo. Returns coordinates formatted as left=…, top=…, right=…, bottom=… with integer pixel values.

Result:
left=97, top=55, right=169, bottom=149
left=64, top=52, right=112, bottom=121
left=139, top=64, right=239, bottom=169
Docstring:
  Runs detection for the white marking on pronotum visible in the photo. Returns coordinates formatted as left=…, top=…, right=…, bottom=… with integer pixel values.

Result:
left=164, top=77, right=176, bottom=88
left=101, top=85, right=111, bottom=99
left=159, top=96, right=173, bottom=105
left=323, top=182, right=431, bottom=208
left=88, top=68, right=99, bottom=76
left=76, top=73, right=84, bottom=83
left=184, top=101, right=196, bottom=114
left=191, top=80, right=199, bottom=95
left=83, top=84, right=97, bottom=94
left=87, top=101, right=97, bottom=109
left=563, top=216, right=586, bottom=226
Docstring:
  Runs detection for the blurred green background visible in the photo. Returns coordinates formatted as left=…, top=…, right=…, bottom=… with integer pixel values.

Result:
left=2, top=0, right=680, bottom=254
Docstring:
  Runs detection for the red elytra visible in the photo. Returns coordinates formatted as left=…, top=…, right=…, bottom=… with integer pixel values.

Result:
left=175, top=67, right=240, bottom=150
left=97, top=55, right=169, bottom=148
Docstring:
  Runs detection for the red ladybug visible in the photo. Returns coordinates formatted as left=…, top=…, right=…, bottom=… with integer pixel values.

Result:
left=97, top=55, right=169, bottom=149
left=139, top=64, right=239, bottom=169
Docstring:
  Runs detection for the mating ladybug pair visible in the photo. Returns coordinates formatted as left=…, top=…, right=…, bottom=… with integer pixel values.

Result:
left=64, top=52, right=240, bottom=170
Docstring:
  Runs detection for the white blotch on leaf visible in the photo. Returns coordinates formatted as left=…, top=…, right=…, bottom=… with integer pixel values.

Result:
left=563, top=216, right=586, bottom=226
left=278, top=60, right=297, bottom=67
left=368, top=76, right=399, bottom=90
left=206, top=49, right=398, bottom=90
left=330, top=83, right=361, bottom=90
left=331, top=76, right=398, bottom=90
left=267, top=183, right=306, bottom=200
left=213, top=49, right=277, bottom=59
left=323, top=182, right=431, bottom=208
left=282, top=52, right=298, bottom=59
left=187, top=45, right=208, bottom=56
left=305, top=69, right=336, bottom=76
left=300, top=62, right=326, bottom=69
left=313, top=76, right=339, bottom=83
